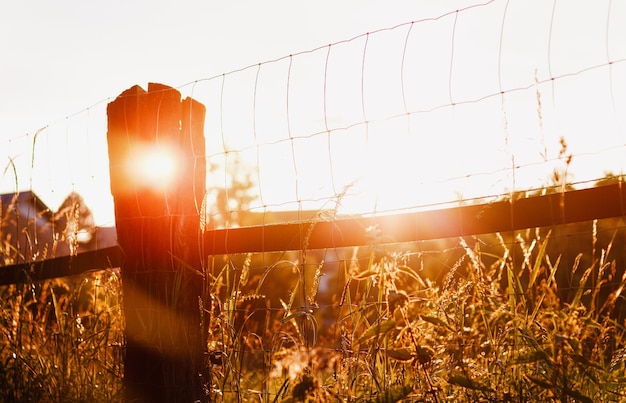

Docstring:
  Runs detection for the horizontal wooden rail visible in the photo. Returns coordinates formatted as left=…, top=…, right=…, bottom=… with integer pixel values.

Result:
left=1, top=183, right=624, bottom=284
left=0, top=246, right=123, bottom=285
left=204, top=182, right=626, bottom=255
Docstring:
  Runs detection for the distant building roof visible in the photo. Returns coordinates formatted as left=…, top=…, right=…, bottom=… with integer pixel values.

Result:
left=1, top=191, right=116, bottom=266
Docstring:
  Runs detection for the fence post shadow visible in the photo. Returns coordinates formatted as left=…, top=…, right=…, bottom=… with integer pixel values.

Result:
left=107, top=83, right=206, bottom=402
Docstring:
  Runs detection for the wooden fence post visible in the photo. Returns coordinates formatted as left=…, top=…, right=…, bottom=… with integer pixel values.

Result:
left=107, top=83, right=206, bottom=402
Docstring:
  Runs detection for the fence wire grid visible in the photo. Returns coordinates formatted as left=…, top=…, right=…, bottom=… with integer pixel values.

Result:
left=2, top=1, right=626, bottom=401
left=1, top=0, right=625, bottom=229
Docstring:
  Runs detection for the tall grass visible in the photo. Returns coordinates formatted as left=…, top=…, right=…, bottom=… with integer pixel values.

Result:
left=1, top=190, right=124, bottom=402
left=2, top=207, right=625, bottom=401
left=203, top=222, right=626, bottom=402
left=0, top=270, right=124, bottom=402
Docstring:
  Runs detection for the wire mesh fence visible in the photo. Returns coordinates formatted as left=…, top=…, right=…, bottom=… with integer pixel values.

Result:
left=2, top=0, right=626, bottom=401
left=2, top=0, right=625, bottom=231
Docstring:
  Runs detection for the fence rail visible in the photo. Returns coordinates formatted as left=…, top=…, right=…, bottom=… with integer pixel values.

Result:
left=205, top=182, right=626, bottom=254
left=1, top=181, right=623, bottom=285
left=0, top=245, right=122, bottom=285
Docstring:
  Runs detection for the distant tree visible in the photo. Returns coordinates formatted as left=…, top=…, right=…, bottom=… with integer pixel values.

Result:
left=204, top=155, right=258, bottom=229
left=594, top=171, right=625, bottom=187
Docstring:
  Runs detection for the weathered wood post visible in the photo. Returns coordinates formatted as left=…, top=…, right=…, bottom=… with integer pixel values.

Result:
left=107, top=83, right=206, bottom=402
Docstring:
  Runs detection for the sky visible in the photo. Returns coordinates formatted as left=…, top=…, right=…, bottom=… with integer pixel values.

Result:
left=1, top=1, right=477, bottom=133
left=1, top=0, right=626, bottom=227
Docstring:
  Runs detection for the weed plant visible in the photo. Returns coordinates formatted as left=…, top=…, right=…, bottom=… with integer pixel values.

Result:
left=2, top=195, right=626, bottom=401
left=0, top=270, right=124, bottom=402
left=205, top=222, right=626, bottom=402
left=1, top=190, right=124, bottom=402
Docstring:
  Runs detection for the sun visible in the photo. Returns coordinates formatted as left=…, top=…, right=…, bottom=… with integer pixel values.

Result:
left=126, top=143, right=180, bottom=191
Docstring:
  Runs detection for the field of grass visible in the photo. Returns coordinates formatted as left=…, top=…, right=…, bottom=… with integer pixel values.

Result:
left=1, top=219, right=626, bottom=402
left=206, top=222, right=626, bottom=402
left=0, top=269, right=124, bottom=402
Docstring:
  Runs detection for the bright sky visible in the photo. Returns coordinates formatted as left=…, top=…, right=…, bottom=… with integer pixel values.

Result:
left=1, top=0, right=625, bottom=226
left=1, top=1, right=479, bottom=135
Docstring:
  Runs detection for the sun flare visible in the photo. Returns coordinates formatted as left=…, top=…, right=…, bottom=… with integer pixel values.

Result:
left=126, top=144, right=179, bottom=190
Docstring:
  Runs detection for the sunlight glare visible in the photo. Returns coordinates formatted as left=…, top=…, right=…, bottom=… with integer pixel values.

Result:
left=127, top=143, right=179, bottom=190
